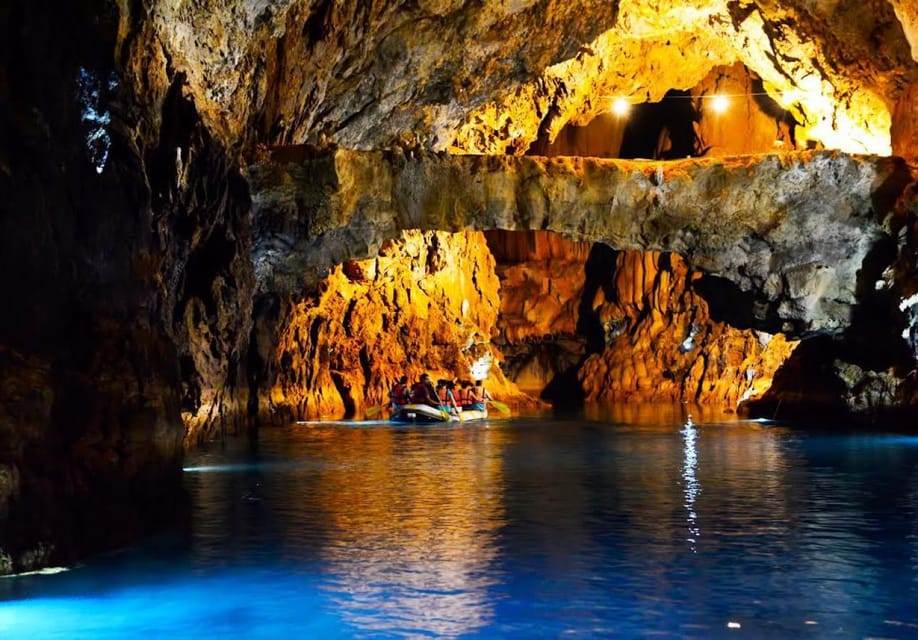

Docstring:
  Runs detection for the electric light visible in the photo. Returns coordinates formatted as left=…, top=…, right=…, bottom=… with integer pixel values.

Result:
left=710, top=94, right=729, bottom=114
left=611, top=97, right=630, bottom=117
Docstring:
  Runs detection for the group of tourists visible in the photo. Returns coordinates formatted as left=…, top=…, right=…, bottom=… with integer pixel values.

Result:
left=389, top=373, right=493, bottom=414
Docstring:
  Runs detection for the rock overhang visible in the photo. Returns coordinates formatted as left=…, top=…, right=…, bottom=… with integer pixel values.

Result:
left=246, top=147, right=915, bottom=337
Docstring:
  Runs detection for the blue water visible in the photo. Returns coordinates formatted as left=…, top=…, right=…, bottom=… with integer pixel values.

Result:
left=2, top=413, right=918, bottom=638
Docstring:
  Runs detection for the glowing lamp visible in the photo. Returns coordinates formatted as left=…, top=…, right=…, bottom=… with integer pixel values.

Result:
left=710, top=95, right=729, bottom=114
left=611, top=97, right=630, bottom=117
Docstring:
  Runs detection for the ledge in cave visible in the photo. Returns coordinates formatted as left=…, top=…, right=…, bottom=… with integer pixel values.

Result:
left=247, top=147, right=914, bottom=337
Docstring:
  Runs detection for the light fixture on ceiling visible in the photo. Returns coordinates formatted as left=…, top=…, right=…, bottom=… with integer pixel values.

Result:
left=709, top=95, right=729, bottom=114
left=611, top=97, right=630, bottom=117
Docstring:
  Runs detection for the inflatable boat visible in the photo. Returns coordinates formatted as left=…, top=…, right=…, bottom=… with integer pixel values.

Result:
left=390, top=403, right=488, bottom=424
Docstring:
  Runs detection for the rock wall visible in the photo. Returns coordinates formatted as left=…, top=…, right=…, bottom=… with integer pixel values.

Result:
left=0, top=1, right=189, bottom=572
left=130, top=1, right=914, bottom=157
left=486, top=231, right=593, bottom=395
left=451, top=0, right=914, bottom=156
left=270, top=230, right=529, bottom=419
left=0, top=0, right=915, bottom=575
left=487, top=232, right=796, bottom=408
left=579, top=251, right=796, bottom=406
left=0, top=0, right=261, bottom=572
left=537, top=62, right=803, bottom=159
left=149, top=83, right=257, bottom=446
left=893, top=81, right=918, bottom=160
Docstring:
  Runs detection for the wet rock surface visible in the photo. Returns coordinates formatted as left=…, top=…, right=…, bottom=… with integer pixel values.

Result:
left=486, top=233, right=796, bottom=408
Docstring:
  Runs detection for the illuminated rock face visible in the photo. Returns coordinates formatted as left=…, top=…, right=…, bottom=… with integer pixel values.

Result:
left=488, top=232, right=796, bottom=407
left=450, top=0, right=913, bottom=156
left=486, top=231, right=593, bottom=394
left=536, top=62, right=809, bottom=159
left=270, top=230, right=526, bottom=420
left=578, top=251, right=796, bottom=406
left=268, top=228, right=797, bottom=416
left=248, top=148, right=911, bottom=336
left=125, top=0, right=914, bottom=156
left=1, top=0, right=917, bottom=575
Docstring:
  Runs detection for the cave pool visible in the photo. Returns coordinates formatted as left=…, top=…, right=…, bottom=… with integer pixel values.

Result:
left=2, top=411, right=918, bottom=638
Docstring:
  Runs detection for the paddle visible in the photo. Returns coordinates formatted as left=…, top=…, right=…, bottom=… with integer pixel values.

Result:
left=489, top=399, right=510, bottom=415
left=365, top=405, right=385, bottom=417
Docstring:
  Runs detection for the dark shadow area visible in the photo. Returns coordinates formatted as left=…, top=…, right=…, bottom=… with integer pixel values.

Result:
left=743, top=335, right=852, bottom=424
left=331, top=371, right=357, bottom=418
left=619, top=89, right=709, bottom=160
left=870, top=158, right=914, bottom=220
left=750, top=76, right=800, bottom=148
left=248, top=293, right=281, bottom=428
left=693, top=273, right=774, bottom=331
left=577, top=243, right=620, bottom=353
left=541, top=243, right=619, bottom=408
left=845, top=235, right=913, bottom=373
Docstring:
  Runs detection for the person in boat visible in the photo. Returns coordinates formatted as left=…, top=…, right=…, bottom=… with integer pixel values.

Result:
left=456, top=380, right=473, bottom=410
left=439, top=379, right=461, bottom=415
left=468, top=379, right=492, bottom=411
left=389, top=375, right=410, bottom=411
left=411, top=373, right=441, bottom=408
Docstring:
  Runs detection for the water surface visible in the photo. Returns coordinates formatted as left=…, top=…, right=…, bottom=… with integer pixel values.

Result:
left=2, top=413, right=918, bottom=638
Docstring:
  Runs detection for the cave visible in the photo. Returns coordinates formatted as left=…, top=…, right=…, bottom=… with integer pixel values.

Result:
left=2, top=0, right=918, bottom=635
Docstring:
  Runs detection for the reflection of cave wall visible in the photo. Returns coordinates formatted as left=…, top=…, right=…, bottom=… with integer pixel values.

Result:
left=535, top=63, right=801, bottom=159
left=488, top=231, right=797, bottom=408
left=270, top=231, right=529, bottom=420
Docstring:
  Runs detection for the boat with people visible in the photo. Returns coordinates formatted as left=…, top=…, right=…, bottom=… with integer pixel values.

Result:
left=375, top=372, right=506, bottom=424
left=390, top=403, right=488, bottom=423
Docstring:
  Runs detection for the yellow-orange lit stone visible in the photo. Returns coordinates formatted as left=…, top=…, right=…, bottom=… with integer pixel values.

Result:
left=270, top=230, right=531, bottom=419
left=489, top=232, right=797, bottom=408
left=578, top=251, right=798, bottom=407
left=451, top=0, right=906, bottom=156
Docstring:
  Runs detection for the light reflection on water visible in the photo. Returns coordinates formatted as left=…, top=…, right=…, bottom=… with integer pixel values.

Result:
left=2, top=413, right=918, bottom=639
left=682, top=422, right=700, bottom=552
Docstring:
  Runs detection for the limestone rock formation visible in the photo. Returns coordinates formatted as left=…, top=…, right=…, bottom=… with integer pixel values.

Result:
left=451, top=0, right=915, bottom=156
left=893, top=81, right=918, bottom=159
left=486, top=231, right=593, bottom=395
left=539, top=62, right=802, bottom=159
left=126, top=0, right=915, bottom=157
left=487, top=233, right=796, bottom=408
left=578, top=251, right=796, bottom=406
left=248, top=148, right=912, bottom=336
left=269, top=230, right=529, bottom=420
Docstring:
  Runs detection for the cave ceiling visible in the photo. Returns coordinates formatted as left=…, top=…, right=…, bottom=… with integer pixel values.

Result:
left=120, top=0, right=918, bottom=337
left=129, top=0, right=917, bottom=154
